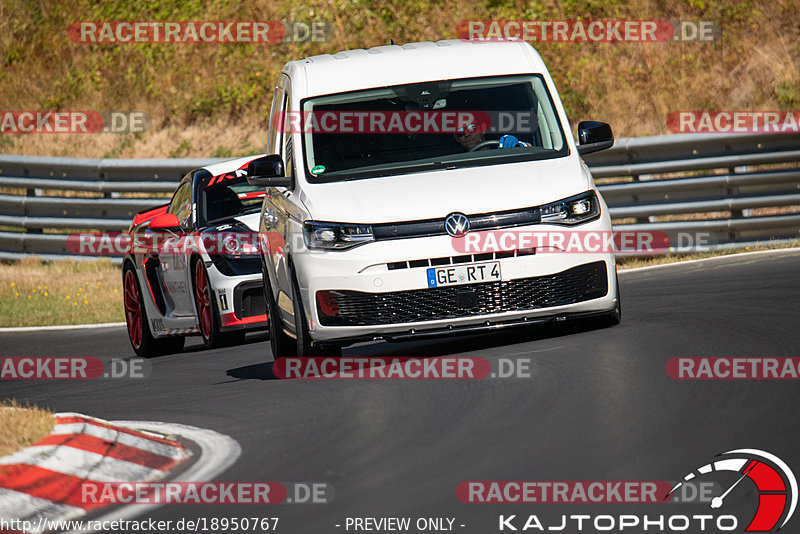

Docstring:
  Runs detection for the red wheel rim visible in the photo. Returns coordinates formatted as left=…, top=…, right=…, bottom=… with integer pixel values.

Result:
left=195, top=261, right=212, bottom=340
left=124, top=270, right=143, bottom=349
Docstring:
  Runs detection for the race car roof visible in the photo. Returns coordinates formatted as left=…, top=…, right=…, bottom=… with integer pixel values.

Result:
left=202, top=155, right=262, bottom=176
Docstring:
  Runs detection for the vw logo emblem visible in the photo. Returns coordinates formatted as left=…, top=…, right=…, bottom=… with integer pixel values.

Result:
left=444, top=212, right=470, bottom=237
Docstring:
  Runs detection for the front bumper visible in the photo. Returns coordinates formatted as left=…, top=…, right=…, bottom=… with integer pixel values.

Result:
left=292, top=221, right=618, bottom=343
left=205, top=264, right=267, bottom=331
left=319, top=260, right=608, bottom=327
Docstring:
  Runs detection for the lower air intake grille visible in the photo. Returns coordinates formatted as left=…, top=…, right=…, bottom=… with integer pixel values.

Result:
left=318, top=261, right=608, bottom=326
left=234, top=283, right=266, bottom=319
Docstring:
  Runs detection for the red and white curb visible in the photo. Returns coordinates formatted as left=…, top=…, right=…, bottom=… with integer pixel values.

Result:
left=0, top=413, right=241, bottom=534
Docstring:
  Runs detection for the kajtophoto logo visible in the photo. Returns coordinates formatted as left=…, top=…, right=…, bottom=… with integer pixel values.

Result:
left=668, top=449, right=797, bottom=532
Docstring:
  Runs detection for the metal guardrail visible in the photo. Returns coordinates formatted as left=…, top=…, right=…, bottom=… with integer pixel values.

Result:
left=0, top=132, right=798, bottom=260
left=584, top=132, right=800, bottom=246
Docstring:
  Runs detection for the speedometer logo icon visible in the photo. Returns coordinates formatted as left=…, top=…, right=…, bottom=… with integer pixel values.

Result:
left=668, top=449, right=797, bottom=531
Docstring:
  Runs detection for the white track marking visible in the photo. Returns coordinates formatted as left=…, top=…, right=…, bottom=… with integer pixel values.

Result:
left=50, top=423, right=184, bottom=459
left=0, top=322, right=125, bottom=333
left=60, top=421, right=242, bottom=534
left=619, top=247, right=800, bottom=274
left=0, top=489, right=85, bottom=532
left=0, top=445, right=167, bottom=482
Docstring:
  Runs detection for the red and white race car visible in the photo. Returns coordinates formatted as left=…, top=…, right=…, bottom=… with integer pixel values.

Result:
left=122, top=156, right=268, bottom=357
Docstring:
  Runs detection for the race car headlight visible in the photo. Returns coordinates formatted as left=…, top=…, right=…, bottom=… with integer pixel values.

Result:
left=303, top=221, right=374, bottom=250
left=219, top=233, right=259, bottom=257
left=539, top=191, right=601, bottom=225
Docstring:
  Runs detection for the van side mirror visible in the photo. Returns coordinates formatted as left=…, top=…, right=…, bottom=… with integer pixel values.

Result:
left=577, top=121, right=614, bottom=155
left=246, top=155, right=293, bottom=188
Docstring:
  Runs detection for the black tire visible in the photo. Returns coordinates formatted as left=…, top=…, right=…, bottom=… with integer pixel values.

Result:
left=601, top=271, right=622, bottom=327
left=316, top=342, right=343, bottom=358
left=193, top=258, right=244, bottom=348
left=290, top=273, right=317, bottom=358
left=263, top=268, right=296, bottom=360
left=223, top=329, right=247, bottom=345
left=123, top=264, right=186, bottom=358
left=158, top=336, right=187, bottom=354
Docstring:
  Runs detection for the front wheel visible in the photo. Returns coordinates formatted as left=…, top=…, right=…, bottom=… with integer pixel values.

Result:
left=263, top=268, right=296, bottom=360
left=194, top=259, right=242, bottom=348
left=123, top=266, right=185, bottom=357
left=600, top=271, right=622, bottom=327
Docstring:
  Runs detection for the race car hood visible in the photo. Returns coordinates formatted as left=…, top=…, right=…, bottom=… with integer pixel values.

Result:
left=199, top=212, right=261, bottom=234
left=233, top=212, right=260, bottom=231
left=298, top=156, right=591, bottom=223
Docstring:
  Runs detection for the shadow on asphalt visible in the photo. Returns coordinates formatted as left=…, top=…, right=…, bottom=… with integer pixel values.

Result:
left=149, top=331, right=269, bottom=359
left=226, top=361, right=277, bottom=381
left=223, top=317, right=618, bottom=381
left=349, top=316, right=617, bottom=358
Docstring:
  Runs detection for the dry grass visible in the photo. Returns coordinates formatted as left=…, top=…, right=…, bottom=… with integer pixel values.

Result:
left=0, top=243, right=798, bottom=328
left=0, top=257, right=123, bottom=327
left=0, top=401, right=54, bottom=458
left=0, top=118, right=268, bottom=159
left=0, top=0, right=797, bottom=158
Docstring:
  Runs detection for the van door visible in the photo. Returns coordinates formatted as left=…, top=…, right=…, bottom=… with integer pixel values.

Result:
left=262, top=74, right=297, bottom=328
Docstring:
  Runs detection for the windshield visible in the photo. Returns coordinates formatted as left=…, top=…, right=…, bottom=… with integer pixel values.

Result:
left=197, top=169, right=266, bottom=227
left=300, top=74, right=568, bottom=183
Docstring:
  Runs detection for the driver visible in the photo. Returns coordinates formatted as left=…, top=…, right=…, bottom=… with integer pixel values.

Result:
left=454, top=123, right=531, bottom=151
left=454, top=122, right=486, bottom=150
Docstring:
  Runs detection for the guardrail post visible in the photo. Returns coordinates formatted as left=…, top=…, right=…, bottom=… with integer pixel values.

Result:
left=631, top=173, right=651, bottom=225
left=729, top=166, right=745, bottom=222
left=99, top=169, right=115, bottom=199
left=25, top=174, right=43, bottom=234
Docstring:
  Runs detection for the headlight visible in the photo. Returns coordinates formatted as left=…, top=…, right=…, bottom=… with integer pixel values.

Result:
left=303, top=221, right=374, bottom=250
left=218, top=233, right=259, bottom=256
left=539, top=191, right=601, bottom=225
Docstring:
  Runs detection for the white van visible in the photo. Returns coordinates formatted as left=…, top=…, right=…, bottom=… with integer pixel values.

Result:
left=248, top=39, right=620, bottom=358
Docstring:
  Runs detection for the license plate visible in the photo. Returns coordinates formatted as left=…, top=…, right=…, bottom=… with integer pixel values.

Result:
left=426, top=262, right=501, bottom=288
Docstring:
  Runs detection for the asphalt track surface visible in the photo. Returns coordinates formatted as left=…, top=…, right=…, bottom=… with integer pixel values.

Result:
left=2, top=249, right=800, bottom=533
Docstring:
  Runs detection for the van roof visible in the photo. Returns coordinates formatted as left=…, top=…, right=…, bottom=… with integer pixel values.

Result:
left=283, top=39, right=548, bottom=98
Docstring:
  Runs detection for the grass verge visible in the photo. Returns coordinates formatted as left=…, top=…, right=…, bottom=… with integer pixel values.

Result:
left=0, top=257, right=123, bottom=327
left=0, top=243, right=797, bottom=327
left=0, top=401, right=54, bottom=458
left=616, top=240, right=800, bottom=270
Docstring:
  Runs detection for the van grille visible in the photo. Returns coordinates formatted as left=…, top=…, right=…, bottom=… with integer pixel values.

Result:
left=318, top=261, right=608, bottom=326
left=386, top=249, right=534, bottom=270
